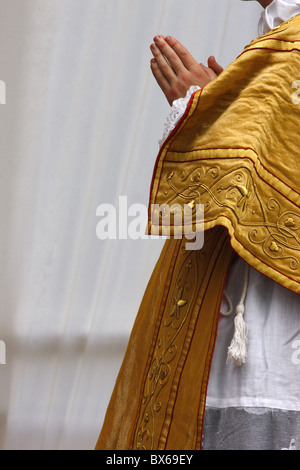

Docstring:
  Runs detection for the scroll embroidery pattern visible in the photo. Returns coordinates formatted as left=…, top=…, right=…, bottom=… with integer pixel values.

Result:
left=134, top=244, right=200, bottom=450
left=160, top=164, right=300, bottom=272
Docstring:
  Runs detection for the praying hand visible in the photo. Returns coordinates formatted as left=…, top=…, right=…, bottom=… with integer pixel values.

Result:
left=150, top=35, right=223, bottom=105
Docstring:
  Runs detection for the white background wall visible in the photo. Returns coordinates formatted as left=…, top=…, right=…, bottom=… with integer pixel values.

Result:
left=0, top=0, right=262, bottom=450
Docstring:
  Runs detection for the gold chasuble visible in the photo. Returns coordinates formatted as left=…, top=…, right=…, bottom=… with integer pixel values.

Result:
left=96, top=16, right=300, bottom=450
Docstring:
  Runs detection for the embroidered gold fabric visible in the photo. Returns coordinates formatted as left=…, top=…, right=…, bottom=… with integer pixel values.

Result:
left=96, top=227, right=233, bottom=450
left=96, top=15, right=300, bottom=451
left=148, top=15, right=300, bottom=294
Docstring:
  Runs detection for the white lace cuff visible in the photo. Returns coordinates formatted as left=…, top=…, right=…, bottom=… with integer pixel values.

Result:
left=159, top=85, right=201, bottom=147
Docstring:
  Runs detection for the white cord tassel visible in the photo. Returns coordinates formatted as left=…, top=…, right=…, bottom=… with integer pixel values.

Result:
left=226, top=302, right=248, bottom=366
left=226, top=263, right=250, bottom=367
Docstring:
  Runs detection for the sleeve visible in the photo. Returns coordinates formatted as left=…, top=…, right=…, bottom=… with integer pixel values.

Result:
left=158, top=86, right=201, bottom=148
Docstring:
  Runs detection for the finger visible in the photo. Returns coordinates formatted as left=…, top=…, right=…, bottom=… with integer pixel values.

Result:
left=199, top=63, right=211, bottom=78
left=150, top=59, right=171, bottom=100
left=150, top=42, right=175, bottom=83
left=164, top=36, right=199, bottom=70
left=207, top=56, right=224, bottom=75
left=153, top=36, right=187, bottom=75
left=200, top=63, right=218, bottom=81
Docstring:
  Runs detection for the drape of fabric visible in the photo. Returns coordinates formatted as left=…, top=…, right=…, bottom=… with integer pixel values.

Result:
left=201, top=4, right=300, bottom=449
left=148, top=14, right=300, bottom=294
left=97, top=13, right=300, bottom=451
left=0, top=0, right=266, bottom=450
left=96, top=226, right=233, bottom=450
left=160, top=0, right=300, bottom=149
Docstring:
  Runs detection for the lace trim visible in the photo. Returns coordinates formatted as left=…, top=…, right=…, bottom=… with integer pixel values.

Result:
left=158, top=86, right=201, bottom=147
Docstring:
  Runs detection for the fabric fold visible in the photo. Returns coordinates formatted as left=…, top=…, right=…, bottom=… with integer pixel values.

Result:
left=96, top=226, right=233, bottom=450
left=147, top=15, right=300, bottom=294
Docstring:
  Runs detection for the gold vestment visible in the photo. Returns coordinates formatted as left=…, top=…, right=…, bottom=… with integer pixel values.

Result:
left=96, top=15, right=300, bottom=450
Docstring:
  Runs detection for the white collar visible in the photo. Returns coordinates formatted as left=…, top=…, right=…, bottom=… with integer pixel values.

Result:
left=258, top=0, right=300, bottom=35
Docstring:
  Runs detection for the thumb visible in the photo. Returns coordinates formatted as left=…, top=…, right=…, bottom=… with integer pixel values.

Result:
left=207, top=56, right=223, bottom=75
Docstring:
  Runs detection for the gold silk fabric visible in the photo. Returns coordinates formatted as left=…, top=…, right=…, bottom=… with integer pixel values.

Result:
left=96, top=16, right=300, bottom=451
left=148, top=15, right=300, bottom=294
left=96, top=227, right=233, bottom=450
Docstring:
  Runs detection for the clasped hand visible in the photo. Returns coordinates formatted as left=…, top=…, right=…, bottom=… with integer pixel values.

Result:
left=150, top=35, right=223, bottom=105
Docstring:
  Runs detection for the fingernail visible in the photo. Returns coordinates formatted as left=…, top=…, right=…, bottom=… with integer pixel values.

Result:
left=154, top=35, right=163, bottom=42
